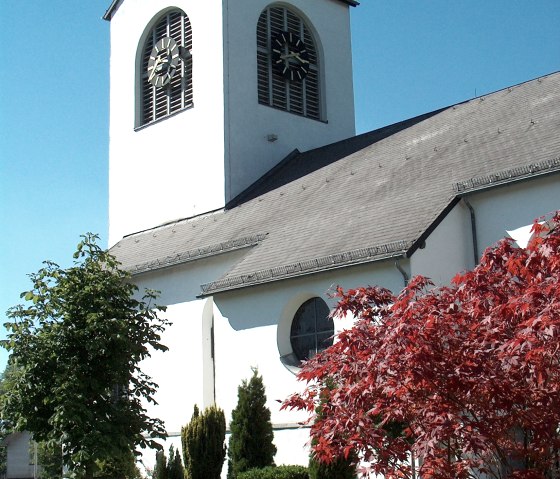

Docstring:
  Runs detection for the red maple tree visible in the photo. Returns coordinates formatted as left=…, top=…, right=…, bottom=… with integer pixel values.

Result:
left=284, top=212, right=560, bottom=479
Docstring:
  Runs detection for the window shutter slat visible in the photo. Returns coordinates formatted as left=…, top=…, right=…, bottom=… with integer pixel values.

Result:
left=256, top=6, right=322, bottom=121
left=139, top=9, right=193, bottom=127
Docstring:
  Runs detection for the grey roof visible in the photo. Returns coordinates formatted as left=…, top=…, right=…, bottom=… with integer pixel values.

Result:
left=111, top=72, right=560, bottom=295
left=103, top=0, right=358, bottom=21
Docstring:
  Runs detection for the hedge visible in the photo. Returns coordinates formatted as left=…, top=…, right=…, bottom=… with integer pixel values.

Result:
left=237, top=465, right=309, bottom=479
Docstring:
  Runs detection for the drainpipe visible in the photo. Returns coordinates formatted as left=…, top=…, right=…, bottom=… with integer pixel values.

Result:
left=394, top=258, right=409, bottom=287
left=462, top=197, right=479, bottom=265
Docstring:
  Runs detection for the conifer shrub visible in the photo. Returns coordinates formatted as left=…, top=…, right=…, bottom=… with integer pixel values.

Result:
left=307, top=379, right=356, bottom=479
left=227, top=369, right=277, bottom=479
left=237, top=465, right=308, bottom=479
left=308, top=456, right=355, bottom=479
left=167, top=445, right=184, bottom=479
left=153, top=450, right=168, bottom=479
left=181, top=404, right=226, bottom=479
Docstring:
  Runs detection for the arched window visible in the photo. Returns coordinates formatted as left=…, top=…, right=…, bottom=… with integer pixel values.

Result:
left=139, top=9, right=193, bottom=127
left=290, top=297, right=334, bottom=361
left=257, top=5, right=321, bottom=120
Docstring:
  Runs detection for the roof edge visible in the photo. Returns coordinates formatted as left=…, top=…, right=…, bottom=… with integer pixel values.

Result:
left=454, top=156, right=560, bottom=195
left=103, top=0, right=122, bottom=21
left=199, top=241, right=411, bottom=296
left=124, top=233, right=268, bottom=275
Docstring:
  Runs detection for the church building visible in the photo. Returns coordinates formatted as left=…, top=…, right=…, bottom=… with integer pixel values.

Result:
left=103, top=0, right=560, bottom=471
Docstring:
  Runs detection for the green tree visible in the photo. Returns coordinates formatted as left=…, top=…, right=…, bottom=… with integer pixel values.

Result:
left=167, top=445, right=184, bottom=479
left=182, top=404, right=226, bottom=479
left=227, top=369, right=276, bottom=479
left=1, top=234, right=169, bottom=479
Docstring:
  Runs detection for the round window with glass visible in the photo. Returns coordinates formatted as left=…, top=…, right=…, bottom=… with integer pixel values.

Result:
left=290, top=298, right=334, bottom=361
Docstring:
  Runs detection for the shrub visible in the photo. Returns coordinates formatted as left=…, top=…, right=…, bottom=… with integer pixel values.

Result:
left=227, top=369, right=276, bottom=479
left=153, top=450, right=167, bottom=479
left=238, top=465, right=309, bottom=479
left=308, top=456, right=354, bottom=479
left=167, top=445, right=184, bottom=479
left=181, top=404, right=226, bottom=479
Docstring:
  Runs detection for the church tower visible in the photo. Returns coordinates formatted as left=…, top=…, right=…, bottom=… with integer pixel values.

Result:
left=105, top=0, right=357, bottom=245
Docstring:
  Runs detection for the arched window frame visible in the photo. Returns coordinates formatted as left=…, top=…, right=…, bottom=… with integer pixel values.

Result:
left=137, top=9, right=193, bottom=128
left=289, top=297, right=334, bottom=362
left=256, top=5, right=323, bottom=121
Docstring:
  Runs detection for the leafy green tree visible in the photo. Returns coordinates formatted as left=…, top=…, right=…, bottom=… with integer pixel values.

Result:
left=1, top=234, right=169, bottom=479
left=182, top=404, right=226, bottom=479
left=37, top=440, right=63, bottom=479
left=227, top=369, right=276, bottom=479
left=167, top=445, right=184, bottom=479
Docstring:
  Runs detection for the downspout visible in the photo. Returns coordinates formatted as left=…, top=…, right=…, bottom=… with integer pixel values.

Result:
left=394, top=258, right=409, bottom=287
left=462, top=197, right=479, bottom=265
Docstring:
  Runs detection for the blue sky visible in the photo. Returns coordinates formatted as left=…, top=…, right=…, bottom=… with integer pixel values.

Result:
left=0, top=0, right=559, bottom=371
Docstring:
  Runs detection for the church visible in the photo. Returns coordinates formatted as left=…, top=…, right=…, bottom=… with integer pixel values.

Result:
left=102, top=0, right=560, bottom=471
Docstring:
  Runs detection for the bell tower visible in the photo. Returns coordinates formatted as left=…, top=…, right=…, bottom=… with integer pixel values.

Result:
left=105, top=0, right=357, bottom=245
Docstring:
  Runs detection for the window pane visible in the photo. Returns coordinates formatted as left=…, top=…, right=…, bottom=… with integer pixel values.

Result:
left=290, top=298, right=334, bottom=361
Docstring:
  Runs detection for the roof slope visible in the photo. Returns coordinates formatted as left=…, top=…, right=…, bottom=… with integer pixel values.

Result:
left=111, top=72, right=560, bottom=294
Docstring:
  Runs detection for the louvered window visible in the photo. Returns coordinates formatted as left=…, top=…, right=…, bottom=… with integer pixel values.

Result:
left=139, top=10, right=193, bottom=127
left=257, top=6, right=321, bottom=120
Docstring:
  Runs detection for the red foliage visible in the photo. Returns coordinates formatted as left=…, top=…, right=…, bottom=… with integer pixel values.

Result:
left=283, top=213, right=560, bottom=479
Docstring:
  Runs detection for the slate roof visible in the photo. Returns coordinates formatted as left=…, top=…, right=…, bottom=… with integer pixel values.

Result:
left=111, top=72, right=560, bottom=295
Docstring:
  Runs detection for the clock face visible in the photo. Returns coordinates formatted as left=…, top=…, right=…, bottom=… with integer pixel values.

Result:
left=271, top=31, right=310, bottom=82
left=147, top=37, right=181, bottom=88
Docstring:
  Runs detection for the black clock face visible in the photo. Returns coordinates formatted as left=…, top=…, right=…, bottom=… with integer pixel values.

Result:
left=147, top=37, right=181, bottom=88
left=271, top=31, right=310, bottom=82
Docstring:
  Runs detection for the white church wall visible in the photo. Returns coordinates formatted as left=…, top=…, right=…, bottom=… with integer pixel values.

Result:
left=141, top=300, right=207, bottom=434
left=410, top=175, right=559, bottom=290
left=108, top=0, right=226, bottom=245
left=465, top=175, right=559, bottom=254
left=212, top=260, right=406, bottom=467
left=224, top=0, right=356, bottom=201
left=4, top=431, right=38, bottom=479
left=410, top=201, right=474, bottom=287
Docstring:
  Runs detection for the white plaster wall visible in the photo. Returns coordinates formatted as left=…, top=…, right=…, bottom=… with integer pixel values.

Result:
left=410, top=175, right=559, bottom=288
left=466, top=175, right=560, bottom=256
left=410, top=201, right=474, bottom=286
left=6, top=432, right=37, bottom=479
left=213, top=260, right=406, bottom=466
left=108, top=0, right=226, bottom=245
left=108, top=0, right=356, bottom=245
left=131, top=253, right=406, bottom=471
left=224, top=0, right=356, bottom=200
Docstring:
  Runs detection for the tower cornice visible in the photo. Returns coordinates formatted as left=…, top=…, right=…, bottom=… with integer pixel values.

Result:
left=103, top=0, right=358, bottom=21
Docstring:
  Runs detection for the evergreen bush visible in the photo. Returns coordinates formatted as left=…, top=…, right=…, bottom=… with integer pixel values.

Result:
left=181, top=404, right=226, bottom=479
left=308, top=379, right=356, bottom=479
left=153, top=450, right=168, bottom=479
left=167, top=445, right=184, bottom=479
left=237, top=465, right=308, bottom=479
left=308, top=456, right=355, bottom=479
left=227, top=369, right=277, bottom=479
